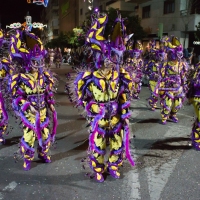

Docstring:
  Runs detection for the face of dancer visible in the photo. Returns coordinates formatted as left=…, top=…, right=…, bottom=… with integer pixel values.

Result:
left=176, top=50, right=183, bottom=60
left=30, top=55, right=45, bottom=73
left=133, top=51, right=140, bottom=59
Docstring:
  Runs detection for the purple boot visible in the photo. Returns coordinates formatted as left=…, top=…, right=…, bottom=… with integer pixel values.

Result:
left=20, top=139, right=35, bottom=171
left=23, top=159, right=31, bottom=171
left=108, top=164, right=120, bottom=179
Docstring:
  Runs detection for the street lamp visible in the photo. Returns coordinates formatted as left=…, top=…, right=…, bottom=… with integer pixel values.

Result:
left=87, top=0, right=93, bottom=10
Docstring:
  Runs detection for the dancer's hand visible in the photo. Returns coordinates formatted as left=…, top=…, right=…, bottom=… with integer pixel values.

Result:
left=50, top=104, right=55, bottom=112
left=125, top=118, right=129, bottom=125
left=30, top=106, right=37, bottom=114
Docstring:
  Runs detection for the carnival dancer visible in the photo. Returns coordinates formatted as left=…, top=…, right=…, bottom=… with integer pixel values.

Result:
left=9, top=31, right=57, bottom=170
left=130, top=41, right=143, bottom=99
left=0, top=30, right=14, bottom=144
left=45, top=48, right=55, bottom=68
left=144, top=46, right=166, bottom=111
left=159, top=37, right=188, bottom=124
left=186, top=61, right=200, bottom=150
left=54, top=48, right=62, bottom=68
left=0, top=57, right=14, bottom=144
left=66, top=10, right=134, bottom=182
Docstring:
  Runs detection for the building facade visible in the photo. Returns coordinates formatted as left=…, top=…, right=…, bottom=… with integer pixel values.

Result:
left=42, top=0, right=200, bottom=53
left=41, top=0, right=79, bottom=44
left=79, top=0, right=200, bottom=50
left=127, top=0, right=200, bottom=53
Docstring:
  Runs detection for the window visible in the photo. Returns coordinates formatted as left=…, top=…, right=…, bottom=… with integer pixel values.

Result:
left=80, top=8, right=83, bottom=15
left=190, top=0, right=200, bottom=14
left=142, top=5, right=150, bottom=18
left=164, top=0, right=175, bottom=14
left=53, top=29, right=59, bottom=36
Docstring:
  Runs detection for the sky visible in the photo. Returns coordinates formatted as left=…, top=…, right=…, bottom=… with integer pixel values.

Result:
left=0, top=0, right=44, bottom=29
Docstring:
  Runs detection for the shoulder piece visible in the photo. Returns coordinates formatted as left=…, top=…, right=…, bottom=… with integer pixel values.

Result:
left=120, top=68, right=133, bottom=91
left=10, top=74, right=21, bottom=91
left=44, top=71, right=54, bottom=84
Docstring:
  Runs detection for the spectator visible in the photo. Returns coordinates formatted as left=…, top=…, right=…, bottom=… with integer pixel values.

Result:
left=183, top=48, right=188, bottom=59
left=192, top=53, right=199, bottom=67
left=187, top=47, right=194, bottom=65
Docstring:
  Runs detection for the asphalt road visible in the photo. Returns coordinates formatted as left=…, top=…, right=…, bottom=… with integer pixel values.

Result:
left=0, top=64, right=198, bottom=200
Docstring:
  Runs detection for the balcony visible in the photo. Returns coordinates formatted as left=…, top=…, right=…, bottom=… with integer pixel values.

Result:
left=180, top=12, right=200, bottom=31
left=125, top=0, right=151, bottom=4
left=106, top=1, right=136, bottom=12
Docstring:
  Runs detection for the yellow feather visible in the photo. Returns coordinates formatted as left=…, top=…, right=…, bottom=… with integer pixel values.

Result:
left=110, top=81, right=116, bottom=91
left=78, top=79, right=84, bottom=90
left=91, top=44, right=101, bottom=51
left=16, top=39, right=21, bottom=49
left=91, top=22, right=97, bottom=30
left=11, top=81, right=17, bottom=89
left=98, top=15, right=107, bottom=24
left=82, top=71, right=91, bottom=79
left=28, top=80, right=34, bottom=88
left=113, top=71, right=119, bottom=80
left=93, top=71, right=103, bottom=79
left=40, top=79, right=44, bottom=86
left=99, top=79, right=105, bottom=91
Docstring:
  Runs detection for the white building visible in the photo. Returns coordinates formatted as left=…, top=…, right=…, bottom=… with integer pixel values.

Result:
left=79, top=0, right=200, bottom=51
left=41, top=0, right=60, bottom=44
left=127, top=0, right=200, bottom=50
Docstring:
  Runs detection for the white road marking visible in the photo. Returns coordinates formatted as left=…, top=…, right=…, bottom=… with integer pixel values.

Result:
left=123, top=107, right=142, bottom=200
left=146, top=125, right=190, bottom=200
left=0, top=193, right=3, bottom=200
left=2, top=181, right=18, bottom=191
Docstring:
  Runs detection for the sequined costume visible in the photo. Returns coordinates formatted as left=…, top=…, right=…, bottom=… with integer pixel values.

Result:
left=45, top=48, right=55, bottom=68
left=9, top=30, right=57, bottom=170
left=0, top=57, right=14, bottom=143
left=186, top=62, right=200, bottom=150
left=124, top=40, right=143, bottom=99
left=67, top=11, right=134, bottom=182
left=0, top=30, right=14, bottom=143
left=159, top=37, right=188, bottom=124
left=54, top=48, right=62, bottom=68
left=144, top=47, right=166, bottom=111
left=129, top=41, right=143, bottom=99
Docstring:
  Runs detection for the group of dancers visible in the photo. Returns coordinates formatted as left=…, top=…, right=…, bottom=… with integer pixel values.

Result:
left=66, top=10, right=200, bottom=182
left=0, top=9, right=200, bottom=183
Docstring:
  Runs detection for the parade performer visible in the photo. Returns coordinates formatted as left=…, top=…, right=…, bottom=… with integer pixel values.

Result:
left=186, top=61, right=200, bottom=150
left=124, top=40, right=143, bottom=99
left=0, top=30, right=14, bottom=144
left=54, top=48, right=62, bottom=68
left=66, top=10, right=134, bottom=182
left=159, top=37, right=188, bottom=124
left=130, top=41, right=143, bottom=99
left=144, top=45, right=166, bottom=111
left=10, top=30, right=57, bottom=170
left=45, top=48, right=55, bottom=68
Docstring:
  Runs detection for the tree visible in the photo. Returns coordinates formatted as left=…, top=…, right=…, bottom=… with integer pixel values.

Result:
left=45, top=32, right=71, bottom=50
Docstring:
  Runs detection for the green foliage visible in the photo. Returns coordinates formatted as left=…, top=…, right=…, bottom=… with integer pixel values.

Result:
left=45, top=8, right=146, bottom=50
left=195, top=22, right=200, bottom=41
left=85, top=7, right=146, bottom=40
left=68, top=28, right=85, bottom=47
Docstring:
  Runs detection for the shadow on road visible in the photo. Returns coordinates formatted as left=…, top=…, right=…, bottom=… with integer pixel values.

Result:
left=0, top=136, right=21, bottom=149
